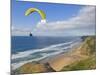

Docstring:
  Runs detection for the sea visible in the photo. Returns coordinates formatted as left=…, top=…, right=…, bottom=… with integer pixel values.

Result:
left=11, top=36, right=82, bottom=70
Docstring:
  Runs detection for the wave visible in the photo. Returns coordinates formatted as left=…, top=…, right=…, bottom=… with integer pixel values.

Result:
left=11, top=50, right=63, bottom=70
left=11, top=38, right=82, bottom=70
left=12, top=41, right=71, bottom=59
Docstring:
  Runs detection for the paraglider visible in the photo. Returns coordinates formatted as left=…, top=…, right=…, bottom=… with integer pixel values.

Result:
left=25, top=8, right=46, bottom=36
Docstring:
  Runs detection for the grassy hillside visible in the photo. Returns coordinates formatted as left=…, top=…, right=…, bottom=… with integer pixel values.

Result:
left=61, top=36, right=96, bottom=71
left=62, top=55, right=96, bottom=71
left=80, top=36, right=96, bottom=55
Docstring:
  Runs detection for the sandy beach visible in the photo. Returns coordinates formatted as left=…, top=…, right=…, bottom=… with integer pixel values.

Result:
left=39, top=42, right=88, bottom=71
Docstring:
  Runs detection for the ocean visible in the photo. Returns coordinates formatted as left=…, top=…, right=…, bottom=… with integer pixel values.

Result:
left=11, top=36, right=82, bottom=70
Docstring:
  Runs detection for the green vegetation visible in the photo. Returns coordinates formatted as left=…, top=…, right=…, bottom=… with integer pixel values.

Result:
left=12, top=62, right=55, bottom=74
left=61, top=36, right=96, bottom=71
left=80, top=36, right=96, bottom=55
left=13, top=63, right=48, bottom=74
left=62, top=55, right=96, bottom=71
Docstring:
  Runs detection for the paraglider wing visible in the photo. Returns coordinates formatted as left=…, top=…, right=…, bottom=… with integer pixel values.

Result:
left=25, top=8, right=46, bottom=20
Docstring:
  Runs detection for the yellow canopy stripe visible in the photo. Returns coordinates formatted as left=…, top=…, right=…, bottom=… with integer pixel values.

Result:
left=25, top=8, right=46, bottom=20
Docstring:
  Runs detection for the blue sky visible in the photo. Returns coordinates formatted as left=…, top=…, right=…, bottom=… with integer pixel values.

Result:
left=12, top=0, right=96, bottom=36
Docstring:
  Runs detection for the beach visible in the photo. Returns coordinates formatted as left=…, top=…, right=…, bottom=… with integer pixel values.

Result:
left=12, top=36, right=96, bottom=74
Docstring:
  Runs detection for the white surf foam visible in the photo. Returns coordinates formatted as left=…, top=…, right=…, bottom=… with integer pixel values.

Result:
left=11, top=38, right=82, bottom=70
left=12, top=40, right=75, bottom=60
left=12, top=50, right=63, bottom=70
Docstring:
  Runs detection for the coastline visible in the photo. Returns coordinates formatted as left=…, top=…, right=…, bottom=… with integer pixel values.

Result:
left=11, top=38, right=82, bottom=70
left=39, top=42, right=83, bottom=64
left=12, top=36, right=96, bottom=74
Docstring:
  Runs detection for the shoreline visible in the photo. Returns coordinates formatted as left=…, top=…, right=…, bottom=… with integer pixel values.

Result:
left=11, top=39, right=82, bottom=70
left=39, top=42, right=83, bottom=64
left=12, top=36, right=96, bottom=74
left=12, top=41, right=83, bottom=72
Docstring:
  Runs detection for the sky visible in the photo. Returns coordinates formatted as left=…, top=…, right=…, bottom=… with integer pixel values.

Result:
left=12, top=0, right=96, bottom=36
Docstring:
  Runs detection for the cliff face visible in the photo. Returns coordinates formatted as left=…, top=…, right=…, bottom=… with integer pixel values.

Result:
left=12, top=62, right=55, bottom=74
left=16, top=63, right=47, bottom=74
left=80, top=36, right=96, bottom=55
left=62, top=36, right=96, bottom=71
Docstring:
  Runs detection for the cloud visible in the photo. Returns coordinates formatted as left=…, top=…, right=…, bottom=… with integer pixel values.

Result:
left=11, top=26, right=31, bottom=36
left=33, top=6, right=96, bottom=36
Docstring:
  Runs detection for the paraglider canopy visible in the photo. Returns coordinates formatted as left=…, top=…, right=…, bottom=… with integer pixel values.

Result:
left=25, top=8, right=46, bottom=21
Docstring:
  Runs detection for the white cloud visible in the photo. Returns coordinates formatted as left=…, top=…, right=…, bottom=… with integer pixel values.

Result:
left=33, top=6, right=96, bottom=36
left=11, top=26, right=31, bottom=36
left=12, top=6, right=96, bottom=36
